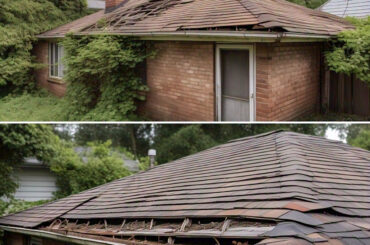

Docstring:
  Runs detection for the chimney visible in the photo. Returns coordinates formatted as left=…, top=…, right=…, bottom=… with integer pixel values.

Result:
left=105, top=0, right=126, bottom=13
left=148, top=149, right=156, bottom=169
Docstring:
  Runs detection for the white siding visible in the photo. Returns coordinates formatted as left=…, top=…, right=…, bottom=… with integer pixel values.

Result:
left=87, top=0, right=105, bottom=9
left=319, top=0, right=370, bottom=18
left=13, top=167, right=58, bottom=201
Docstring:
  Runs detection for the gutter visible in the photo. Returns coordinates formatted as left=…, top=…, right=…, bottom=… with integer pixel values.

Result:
left=37, top=31, right=332, bottom=42
left=0, top=226, right=125, bottom=245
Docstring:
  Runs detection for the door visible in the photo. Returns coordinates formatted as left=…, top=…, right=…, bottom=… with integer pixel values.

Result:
left=216, top=45, right=255, bottom=121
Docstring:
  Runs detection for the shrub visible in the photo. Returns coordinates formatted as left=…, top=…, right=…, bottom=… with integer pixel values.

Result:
left=51, top=141, right=132, bottom=198
left=326, top=17, right=370, bottom=84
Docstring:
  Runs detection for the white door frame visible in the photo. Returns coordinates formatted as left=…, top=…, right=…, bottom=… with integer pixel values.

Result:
left=215, top=44, right=256, bottom=121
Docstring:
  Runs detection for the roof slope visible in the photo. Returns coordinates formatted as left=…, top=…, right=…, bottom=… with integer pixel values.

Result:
left=319, top=0, right=370, bottom=18
left=38, top=0, right=353, bottom=38
left=1, top=131, right=369, bottom=244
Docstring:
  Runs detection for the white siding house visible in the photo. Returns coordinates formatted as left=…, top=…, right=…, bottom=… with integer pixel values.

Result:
left=318, top=0, right=370, bottom=18
left=87, top=0, right=105, bottom=9
left=12, top=158, right=58, bottom=201
left=12, top=149, right=139, bottom=202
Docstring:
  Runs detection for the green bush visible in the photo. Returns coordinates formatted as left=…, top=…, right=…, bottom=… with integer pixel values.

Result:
left=326, top=17, right=370, bottom=84
left=0, top=199, right=50, bottom=217
left=0, top=0, right=87, bottom=90
left=51, top=140, right=132, bottom=198
left=62, top=35, right=152, bottom=121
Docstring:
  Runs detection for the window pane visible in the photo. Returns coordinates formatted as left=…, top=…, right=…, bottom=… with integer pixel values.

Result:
left=49, top=43, right=54, bottom=76
left=55, top=43, right=59, bottom=77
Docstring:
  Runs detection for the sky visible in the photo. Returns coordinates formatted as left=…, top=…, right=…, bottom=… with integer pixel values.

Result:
left=326, top=127, right=345, bottom=142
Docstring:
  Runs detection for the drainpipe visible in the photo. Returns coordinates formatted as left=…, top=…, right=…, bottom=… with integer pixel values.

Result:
left=148, top=149, right=156, bottom=168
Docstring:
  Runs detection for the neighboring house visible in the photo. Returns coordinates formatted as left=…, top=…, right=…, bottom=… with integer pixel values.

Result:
left=87, top=0, right=105, bottom=10
left=318, top=0, right=370, bottom=18
left=12, top=158, right=58, bottom=202
left=1, top=131, right=370, bottom=244
left=34, top=0, right=353, bottom=121
left=11, top=148, right=139, bottom=202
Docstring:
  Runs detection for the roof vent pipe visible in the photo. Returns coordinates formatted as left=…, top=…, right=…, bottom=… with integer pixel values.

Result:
left=148, top=149, right=156, bottom=168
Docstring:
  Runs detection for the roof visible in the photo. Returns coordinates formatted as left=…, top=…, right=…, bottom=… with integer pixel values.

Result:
left=318, top=0, right=370, bottom=18
left=1, top=131, right=369, bottom=245
left=38, top=0, right=353, bottom=39
left=39, top=10, right=104, bottom=38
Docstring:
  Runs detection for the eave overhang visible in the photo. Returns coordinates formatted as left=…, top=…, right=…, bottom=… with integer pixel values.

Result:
left=36, top=30, right=332, bottom=43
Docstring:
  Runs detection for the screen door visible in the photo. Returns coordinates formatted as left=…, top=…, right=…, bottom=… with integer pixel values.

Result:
left=219, top=48, right=251, bottom=121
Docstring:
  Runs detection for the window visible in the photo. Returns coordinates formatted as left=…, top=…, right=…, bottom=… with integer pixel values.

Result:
left=49, top=42, right=65, bottom=79
left=29, top=236, right=42, bottom=245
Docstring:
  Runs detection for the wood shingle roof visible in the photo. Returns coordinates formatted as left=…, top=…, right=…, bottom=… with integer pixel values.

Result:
left=0, top=131, right=369, bottom=244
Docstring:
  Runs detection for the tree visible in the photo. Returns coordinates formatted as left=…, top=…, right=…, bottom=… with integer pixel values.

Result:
left=0, top=125, right=61, bottom=198
left=349, top=129, right=370, bottom=150
left=286, top=0, right=327, bottom=9
left=329, top=124, right=370, bottom=150
left=326, top=17, right=370, bottom=84
left=153, top=124, right=328, bottom=164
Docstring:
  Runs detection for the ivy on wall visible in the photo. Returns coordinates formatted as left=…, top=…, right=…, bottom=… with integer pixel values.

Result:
left=62, top=35, right=153, bottom=121
left=0, top=0, right=87, bottom=90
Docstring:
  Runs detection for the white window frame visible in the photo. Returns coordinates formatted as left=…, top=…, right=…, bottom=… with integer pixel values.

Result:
left=48, top=42, right=65, bottom=79
left=215, top=44, right=256, bottom=122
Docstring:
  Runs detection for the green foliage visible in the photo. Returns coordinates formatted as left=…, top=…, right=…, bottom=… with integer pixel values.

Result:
left=0, top=91, right=67, bottom=121
left=0, top=199, right=50, bottom=216
left=286, top=0, right=327, bottom=9
left=48, top=0, right=88, bottom=19
left=155, top=125, right=218, bottom=164
left=326, top=17, right=370, bottom=84
left=51, top=140, right=131, bottom=198
left=0, top=125, right=61, bottom=197
left=62, top=35, right=151, bottom=121
left=349, top=128, right=370, bottom=150
left=0, top=0, right=67, bottom=88
left=153, top=124, right=328, bottom=164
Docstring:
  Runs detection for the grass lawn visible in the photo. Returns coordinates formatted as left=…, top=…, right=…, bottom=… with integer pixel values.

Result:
left=0, top=91, right=67, bottom=121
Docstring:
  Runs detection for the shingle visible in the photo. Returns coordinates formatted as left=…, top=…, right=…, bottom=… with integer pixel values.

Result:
left=0, top=131, right=369, bottom=244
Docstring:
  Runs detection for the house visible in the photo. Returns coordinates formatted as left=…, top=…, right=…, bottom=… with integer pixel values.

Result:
left=318, top=0, right=370, bottom=18
left=10, top=148, right=139, bottom=202
left=87, top=0, right=105, bottom=10
left=34, top=0, right=353, bottom=121
left=1, top=130, right=369, bottom=245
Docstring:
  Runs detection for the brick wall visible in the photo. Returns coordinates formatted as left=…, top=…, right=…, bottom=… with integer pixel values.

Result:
left=33, top=41, right=67, bottom=97
left=256, top=43, right=321, bottom=121
left=140, top=41, right=215, bottom=121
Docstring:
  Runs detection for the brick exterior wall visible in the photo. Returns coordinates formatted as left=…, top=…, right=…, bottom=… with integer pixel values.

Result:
left=33, top=41, right=66, bottom=97
left=4, top=232, right=25, bottom=245
left=105, top=0, right=125, bottom=11
left=256, top=42, right=321, bottom=121
left=139, top=41, right=215, bottom=121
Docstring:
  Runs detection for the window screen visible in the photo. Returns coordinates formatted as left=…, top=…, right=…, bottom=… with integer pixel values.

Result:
left=221, top=49, right=250, bottom=100
left=49, top=42, right=65, bottom=78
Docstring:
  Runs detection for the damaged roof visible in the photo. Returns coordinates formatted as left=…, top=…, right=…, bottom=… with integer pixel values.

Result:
left=38, top=0, right=353, bottom=39
left=1, top=131, right=369, bottom=245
